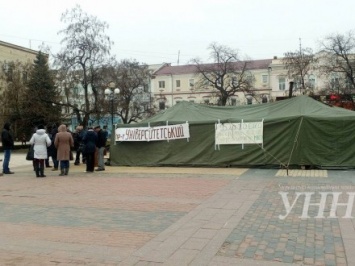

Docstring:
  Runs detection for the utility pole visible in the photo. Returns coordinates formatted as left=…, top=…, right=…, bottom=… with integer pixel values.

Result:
left=289, top=81, right=294, bottom=98
left=299, top=38, right=304, bottom=94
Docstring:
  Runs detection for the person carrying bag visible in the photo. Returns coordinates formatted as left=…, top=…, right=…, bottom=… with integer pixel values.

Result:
left=29, top=125, right=51, bottom=178
left=26, top=144, right=34, bottom=161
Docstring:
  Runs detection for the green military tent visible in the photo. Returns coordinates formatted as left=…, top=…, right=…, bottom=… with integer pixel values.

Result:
left=110, top=95, right=355, bottom=169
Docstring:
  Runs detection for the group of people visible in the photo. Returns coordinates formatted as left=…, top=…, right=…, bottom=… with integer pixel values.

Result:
left=31, top=124, right=76, bottom=177
left=72, top=124, right=108, bottom=173
left=1, top=122, right=108, bottom=177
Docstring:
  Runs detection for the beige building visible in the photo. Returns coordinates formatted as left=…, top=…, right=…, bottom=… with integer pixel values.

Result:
left=0, top=40, right=38, bottom=93
left=0, top=40, right=39, bottom=62
left=150, top=56, right=331, bottom=109
left=151, top=60, right=271, bottom=108
left=269, top=56, right=325, bottom=99
left=0, top=40, right=40, bottom=132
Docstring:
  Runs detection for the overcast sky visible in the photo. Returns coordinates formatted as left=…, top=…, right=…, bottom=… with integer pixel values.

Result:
left=1, top=0, right=355, bottom=65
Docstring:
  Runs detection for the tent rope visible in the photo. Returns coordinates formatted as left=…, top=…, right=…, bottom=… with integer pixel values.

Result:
left=249, top=142, right=288, bottom=169
left=286, top=117, right=304, bottom=173
left=222, top=120, right=300, bottom=170
left=219, top=120, right=289, bottom=168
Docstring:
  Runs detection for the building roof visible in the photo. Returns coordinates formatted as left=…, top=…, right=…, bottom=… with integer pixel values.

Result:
left=0, top=40, right=42, bottom=56
left=153, top=59, right=272, bottom=76
left=138, top=95, right=355, bottom=125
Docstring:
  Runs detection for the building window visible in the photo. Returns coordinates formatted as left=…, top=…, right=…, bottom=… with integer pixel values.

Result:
left=294, top=77, right=301, bottom=90
left=159, top=81, right=165, bottom=88
left=262, top=95, right=268, bottom=103
left=279, top=77, right=286, bottom=90
left=176, top=80, right=180, bottom=87
left=143, top=84, right=149, bottom=93
left=4, top=63, right=13, bottom=82
left=22, top=71, right=28, bottom=83
left=346, top=76, right=352, bottom=89
left=159, top=101, right=165, bottom=110
left=231, top=98, right=237, bottom=106
left=330, top=74, right=339, bottom=90
left=73, top=86, right=79, bottom=96
left=246, top=74, right=254, bottom=84
left=231, top=76, right=238, bottom=87
left=262, top=75, right=268, bottom=84
left=246, top=95, right=253, bottom=105
left=189, top=79, right=194, bottom=87
left=308, top=75, right=315, bottom=88
left=203, top=79, right=210, bottom=87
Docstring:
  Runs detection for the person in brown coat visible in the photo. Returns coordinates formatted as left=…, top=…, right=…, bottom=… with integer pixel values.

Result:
left=54, top=124, right=74, bottom=176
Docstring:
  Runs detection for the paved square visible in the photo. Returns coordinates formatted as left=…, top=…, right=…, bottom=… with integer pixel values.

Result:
left=1, top=153, right=355, bottom=265
left=217, top=180, right=345, bottom=265
left=0, top=158, right=234, bottom=265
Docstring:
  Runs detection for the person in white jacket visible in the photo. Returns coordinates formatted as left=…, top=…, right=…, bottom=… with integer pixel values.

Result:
left=30, top=125, right=52, bottom=178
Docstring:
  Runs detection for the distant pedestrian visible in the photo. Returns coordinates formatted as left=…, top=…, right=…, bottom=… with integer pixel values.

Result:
left=48, top=124, right=59, bottom=171
left=1, top=122, right=15, bottom=174
left=74, top=124, right=86, bottom=165
left=45, top=126, right=52, bottom=168
left=102, top=125, right=109, bottom=139
left=21, top=133, right=27, bottom=146
left=29, top=125, right=51, bottom=178
left=54, top=124, right=74, bottom=176
left=94, top=125, right=107, bottom=171
left=82, top=126, right=98, bottom=173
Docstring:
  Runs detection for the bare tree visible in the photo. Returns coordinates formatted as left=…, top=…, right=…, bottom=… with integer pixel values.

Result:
left=318, top=31, right=355, bottom=109
left=103, top=59, right=154, bottom=124
left=53, top=5, right=114, bottom=127
left=190, top=43, right=254, bottom=106
left=282, top=47, right=317, bottom=95
left=320, top=31, right=355, bottom=92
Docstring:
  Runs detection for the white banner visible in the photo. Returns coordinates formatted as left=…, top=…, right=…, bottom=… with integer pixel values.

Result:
left=215, top=121, right=263, bottom=145
left=115, top=123, right=190, bottom=142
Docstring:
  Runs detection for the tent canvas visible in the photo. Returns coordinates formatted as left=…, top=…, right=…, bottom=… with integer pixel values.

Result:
left=110, top=95, right=355, bottom=168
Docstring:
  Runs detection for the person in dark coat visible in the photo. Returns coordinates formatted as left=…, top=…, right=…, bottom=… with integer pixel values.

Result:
left=82, top=127, right=98, bottom=173
left=94, top=125, right=107, bottom=171
left=1, top=122, right=15, bottom=174
left=48, top=124, right=59, bottom=171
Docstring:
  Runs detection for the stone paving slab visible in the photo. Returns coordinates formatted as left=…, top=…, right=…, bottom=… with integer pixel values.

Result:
left=276, top=169, right=328, bottom=178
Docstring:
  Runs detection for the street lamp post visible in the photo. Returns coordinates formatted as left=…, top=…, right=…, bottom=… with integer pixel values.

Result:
left=104, top=83, right=120, bottom=128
